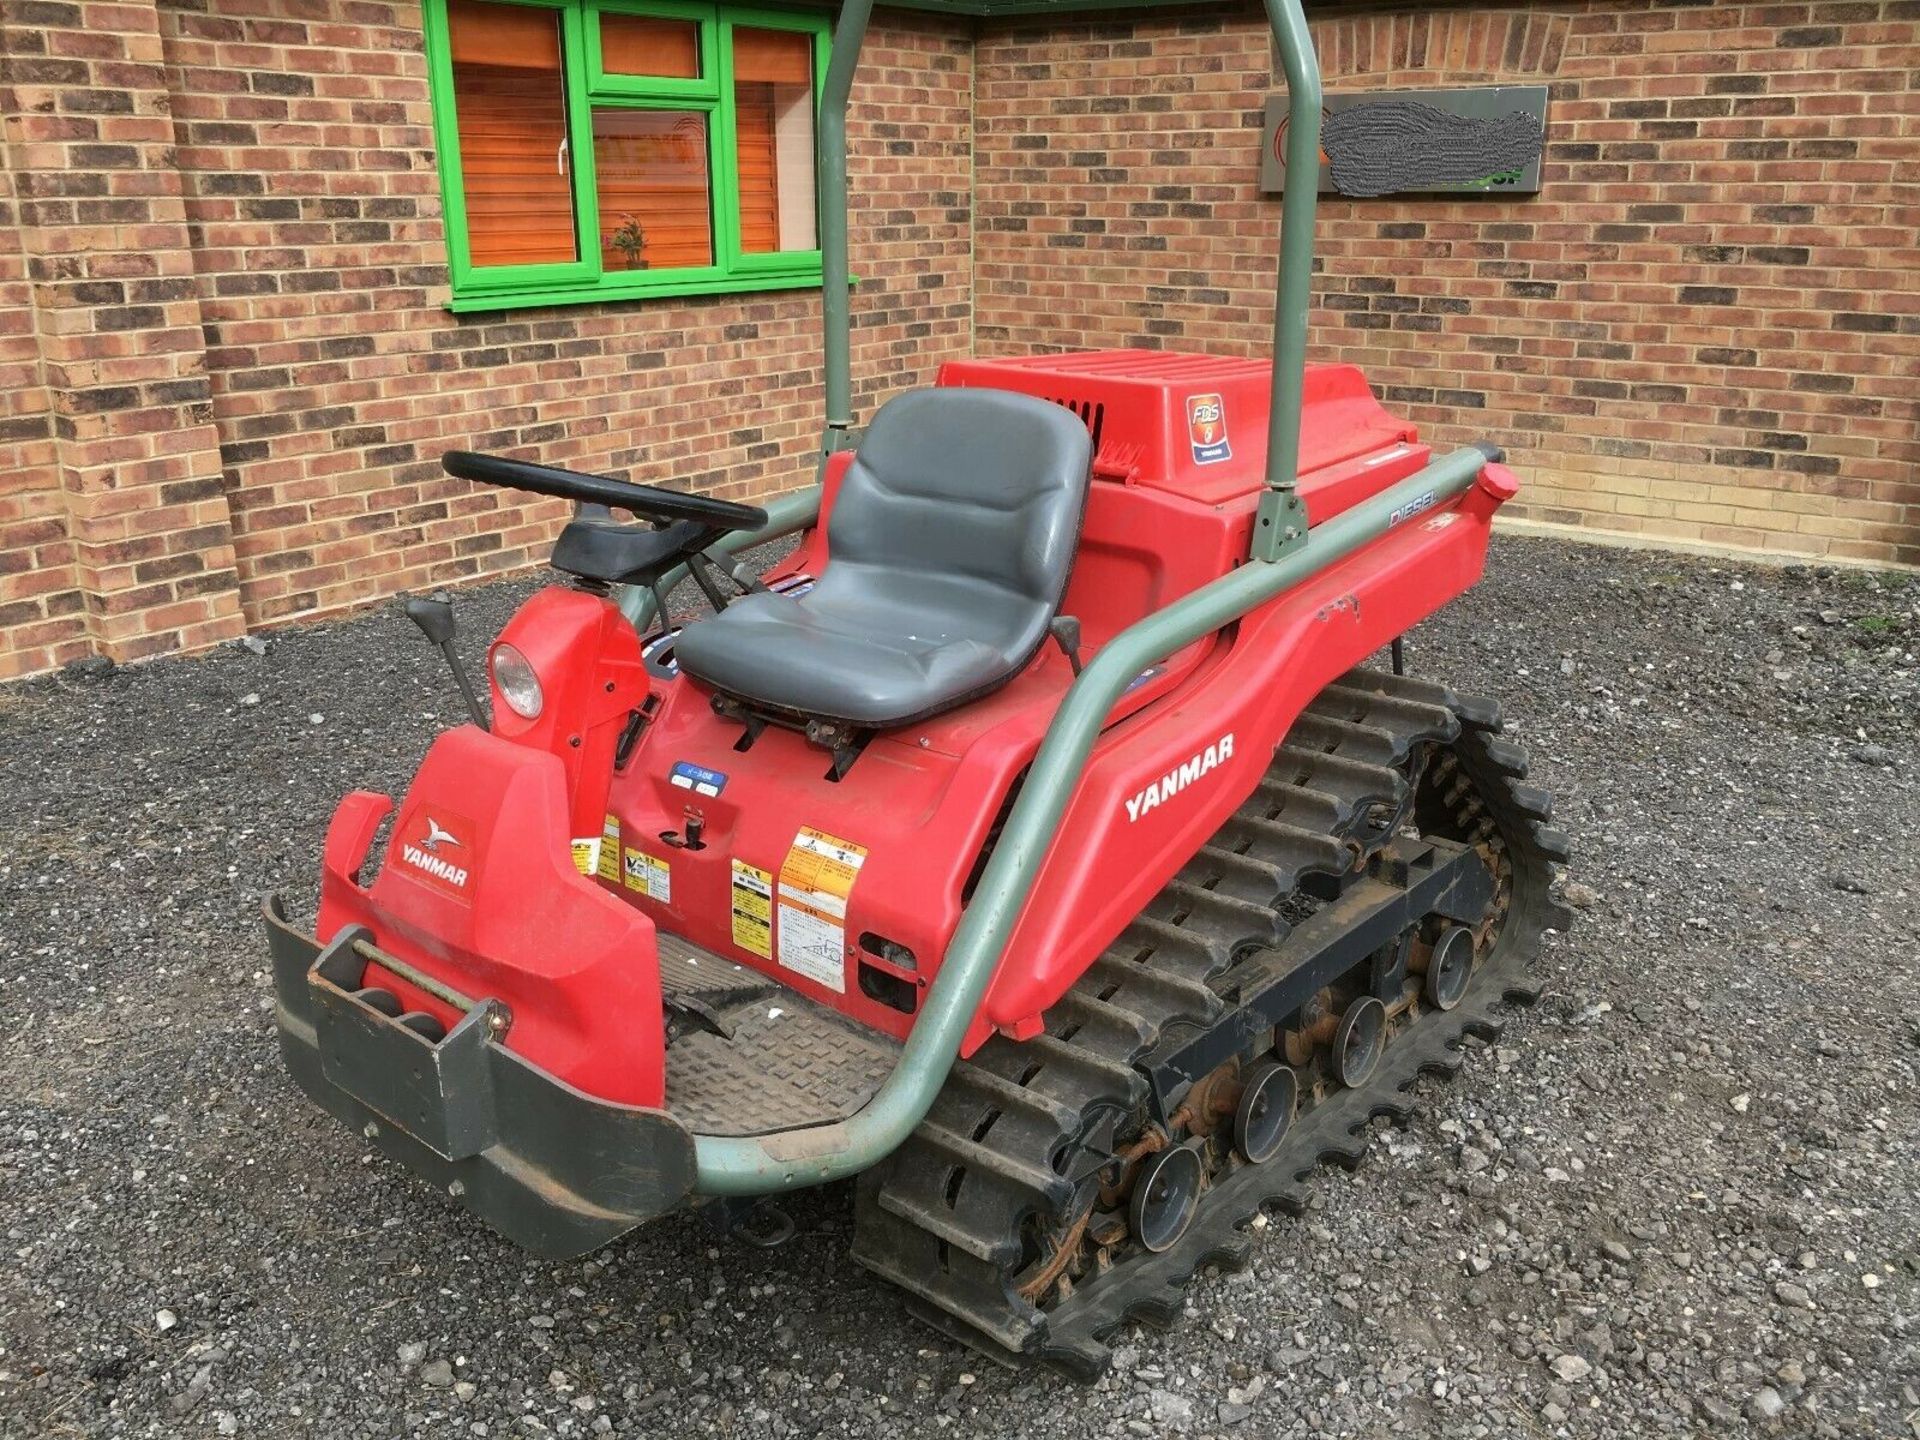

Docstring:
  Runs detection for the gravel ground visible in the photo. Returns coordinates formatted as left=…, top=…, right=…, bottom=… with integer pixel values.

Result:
left=2, top=534, right=1916, bottom=1440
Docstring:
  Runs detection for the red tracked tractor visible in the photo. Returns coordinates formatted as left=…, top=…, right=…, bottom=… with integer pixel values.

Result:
left=266, top=0, right=1571, bottom=1374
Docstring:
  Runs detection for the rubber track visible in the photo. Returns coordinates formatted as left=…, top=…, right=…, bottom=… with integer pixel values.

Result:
left=850, top=667, right=1573, bottom=1376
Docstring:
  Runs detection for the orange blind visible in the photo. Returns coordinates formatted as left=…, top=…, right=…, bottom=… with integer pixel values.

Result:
left=447, top=0, right=576, bottom=268
left=733, top=27, right=811, bottom=84
left=593, top=109, right=714, bottom=270
left=732, top=29, right=811, bottom=255
left=600, top=14, right=699, bottom=79
left=734, top=84, right=779, bottom=253
left=449, top=0, right=561, bottom=68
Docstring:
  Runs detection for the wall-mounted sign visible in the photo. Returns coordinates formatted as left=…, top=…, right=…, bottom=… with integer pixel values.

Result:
left=1259, top=85, right=1548, bottom=198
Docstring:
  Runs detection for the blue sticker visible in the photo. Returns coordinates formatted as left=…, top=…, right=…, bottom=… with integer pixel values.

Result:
left=1124, top=664, right=1167, bottom=694
left=670, top=760, right=729, bottom=797
left=641, top=628, right=681, bottom=678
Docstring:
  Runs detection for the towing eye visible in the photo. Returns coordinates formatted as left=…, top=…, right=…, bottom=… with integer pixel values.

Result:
left=352, top=937, right=512, bottom=1040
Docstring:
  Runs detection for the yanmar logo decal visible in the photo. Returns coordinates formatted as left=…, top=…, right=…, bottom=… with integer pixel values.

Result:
left=397, top=808, right=475, bottom=896
left=1125, top=733, right=1235, bottom=823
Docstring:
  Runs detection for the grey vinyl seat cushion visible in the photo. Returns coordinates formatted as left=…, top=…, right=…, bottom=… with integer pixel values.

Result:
left=672, top=387, right=1093, bottom=728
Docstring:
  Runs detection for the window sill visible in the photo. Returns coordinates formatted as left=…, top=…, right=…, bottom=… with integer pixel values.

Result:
left=446, top=268, right=845, bottom=315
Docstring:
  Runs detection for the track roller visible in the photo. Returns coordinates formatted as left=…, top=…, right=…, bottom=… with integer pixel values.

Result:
left=1424, top=925, right=1475, bottom=1010
left=1233, top=1060, right=1297, bottom=1164
left=1332, top=995, right=1386, bottom=1087
left=1129, top=1144, right=1204, bottom=1253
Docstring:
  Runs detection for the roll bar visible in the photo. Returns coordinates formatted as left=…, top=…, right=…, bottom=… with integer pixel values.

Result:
left=817, top=0, right=873, bottom=451
left=1254, top=0, right=1322, bottom=561
left=808, top=0, right=1324, bottom=548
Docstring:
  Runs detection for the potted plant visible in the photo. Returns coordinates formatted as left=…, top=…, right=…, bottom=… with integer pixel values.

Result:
left=608, top=213, right=648, bottom=270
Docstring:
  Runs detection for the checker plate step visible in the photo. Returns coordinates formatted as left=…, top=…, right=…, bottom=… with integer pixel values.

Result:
left=659, top=932, right=901, bottom=1136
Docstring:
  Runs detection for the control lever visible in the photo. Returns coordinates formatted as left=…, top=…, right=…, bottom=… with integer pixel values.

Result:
left=661, top=805, right=706, bottom=851
left=1048, top=614, right=1084, bottom=676
left=404, top=593, right=489, bottom=729
left=685, top=549, right=768, bottom=612
left=718, top=553, right=769, bottom=595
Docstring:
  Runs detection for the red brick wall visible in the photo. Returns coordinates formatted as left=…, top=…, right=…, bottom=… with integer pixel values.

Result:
left=0, top=140, right=86, bottom=677
left=974, top=1, right=1919, bottom=568
left=0, top=0, right=971, bottom=680
left=2, top=0, right=249, bottom=676
left=3, top=0, right=1917, bottom=681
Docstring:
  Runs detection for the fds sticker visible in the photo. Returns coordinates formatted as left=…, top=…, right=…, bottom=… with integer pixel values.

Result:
left=1186, top=393, right=1231, bottom=465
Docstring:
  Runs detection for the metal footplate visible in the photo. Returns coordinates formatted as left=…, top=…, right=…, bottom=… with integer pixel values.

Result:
left=266, top=900, right=697, bottom=1259
left=658, top=932, right=902, bottom=1137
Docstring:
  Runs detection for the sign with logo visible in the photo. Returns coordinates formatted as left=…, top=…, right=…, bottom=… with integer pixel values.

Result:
left=1186, top=393, right=1232, bottom=465
left=1260, top=86, right=1548, bottom=198
left=394, top=806, right=477, bottom=899
left=1125, top=733, right=1235, bottom=823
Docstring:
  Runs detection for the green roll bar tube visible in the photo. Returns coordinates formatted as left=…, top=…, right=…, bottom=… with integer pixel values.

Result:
left=1252, top=0, right=1323, bottom=562
left=816, top=0, right=872, bottom=452
left=615, top=486, right=824, bottom=633
left=691, top=443, right=1497, bottom=1195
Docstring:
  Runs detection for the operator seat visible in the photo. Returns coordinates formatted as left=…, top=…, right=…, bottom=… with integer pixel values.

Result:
left=672, top=388, right=1093, bottom=729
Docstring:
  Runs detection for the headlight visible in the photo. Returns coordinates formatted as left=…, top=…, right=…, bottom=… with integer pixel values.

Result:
left=490, top=643, right=544, bottom=719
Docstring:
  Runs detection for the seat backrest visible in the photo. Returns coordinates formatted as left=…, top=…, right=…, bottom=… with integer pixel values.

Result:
left=826, top=387, right=1093, bottom=638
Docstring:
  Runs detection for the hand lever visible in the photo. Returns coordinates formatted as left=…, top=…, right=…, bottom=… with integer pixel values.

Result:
left=1048, top=615, right=1084, bottom=676
left=405, top=593, right=489, bottom=729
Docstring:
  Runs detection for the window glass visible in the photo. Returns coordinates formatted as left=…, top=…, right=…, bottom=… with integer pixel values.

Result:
left=429, top=1, right=827, bottom=306
left=592, top=108, right=714, bottom=271
left=600, top=13, right=700, bottom=79
left=446, top=0, right=579, bottom=268
left=731, top=27, right=816, bottom=254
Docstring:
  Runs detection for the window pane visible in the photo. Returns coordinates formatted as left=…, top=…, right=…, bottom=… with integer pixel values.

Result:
left=600, top=13, right=700, bottom=79
left=731, top=28, right=816, bottom=254
left=593, top=108, right=713, bottom=271
left=446, top=0, right=578, bottom=268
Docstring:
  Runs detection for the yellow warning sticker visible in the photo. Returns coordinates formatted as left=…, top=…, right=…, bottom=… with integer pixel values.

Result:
left=570, top=837, right=600, bottom=875
left=572, top=813, right=627, bottom=882
left=730, top=859, right=773, bottom=959
left=775, top=827, right=868, bottom=993
left=623, top=846, right=672, bottom=903
left=595, top=813, right=621, bottom=885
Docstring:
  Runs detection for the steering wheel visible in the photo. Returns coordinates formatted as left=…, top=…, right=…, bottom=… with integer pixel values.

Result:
left=442, top=450, right=768, bottom=532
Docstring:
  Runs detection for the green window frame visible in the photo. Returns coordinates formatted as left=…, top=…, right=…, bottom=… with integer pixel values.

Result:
left=422, top=0, right=831, bottom=312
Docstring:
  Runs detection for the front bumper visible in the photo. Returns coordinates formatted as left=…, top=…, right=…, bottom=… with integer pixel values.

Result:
left=267, top=898, right=696, bottom=1258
